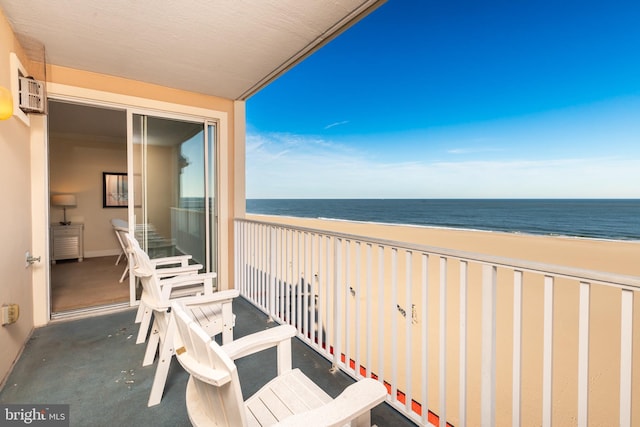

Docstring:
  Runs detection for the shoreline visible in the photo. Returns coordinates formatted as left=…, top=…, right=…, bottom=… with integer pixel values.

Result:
left=315, top=215, right=640, bottom=243
left=245, top=198, right=640, bottom=241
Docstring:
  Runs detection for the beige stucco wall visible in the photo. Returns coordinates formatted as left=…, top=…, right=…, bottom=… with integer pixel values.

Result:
left=0, top=9, right=36, bottom=386
left=1, top=7, right=240, bottom=385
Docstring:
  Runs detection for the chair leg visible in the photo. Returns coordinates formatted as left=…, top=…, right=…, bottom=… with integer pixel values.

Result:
left=119, top=264, right=129, bottom=283
left=115, top=251, right=123, bottom=265
left=134, top=301, right=145, bottom=323
left=147, top=319, right=176, bottom=407
left=136, top=307, right=152, bottom=344
left=221, top=302, right=234, bottom=345
left=143, top=321, right=160, bottom=367
left=351, top=411, right=372, bottom=427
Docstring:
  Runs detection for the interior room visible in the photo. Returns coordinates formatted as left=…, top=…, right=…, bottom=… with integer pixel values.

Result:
left=48, top=100, right=129, bottom=315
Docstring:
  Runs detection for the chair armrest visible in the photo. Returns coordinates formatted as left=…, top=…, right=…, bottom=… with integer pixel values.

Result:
left=155, top=264, right=203, bottom=279
left=176, top=289, right=240, bottom=308
left=174, top=348, right=232, bottom=387
left=221, top=324, right=296, bottom=360
left=160, top=273, right=217, bottom=299
left=151, top=254, right=193, bottom=267
left=275, top=378, right=388, bottom=427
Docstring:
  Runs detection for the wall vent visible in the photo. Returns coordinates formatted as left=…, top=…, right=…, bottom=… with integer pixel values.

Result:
left=18, top=76, right=45, bottom=113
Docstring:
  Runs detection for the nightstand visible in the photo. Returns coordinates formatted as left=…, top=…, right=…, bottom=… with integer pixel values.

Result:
left=51, top=223, right=84, bottom=263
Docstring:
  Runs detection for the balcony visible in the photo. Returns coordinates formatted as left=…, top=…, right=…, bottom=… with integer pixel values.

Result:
left=2, top=217, right=637, bottom=427
left=235, top=218, right=640, bottom=427
left=0, top=297, right=412, bottom=426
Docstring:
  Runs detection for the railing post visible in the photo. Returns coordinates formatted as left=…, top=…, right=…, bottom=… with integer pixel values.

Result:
left=577, top=282, right=590, bottom=427
left=421, top=253, right=429, bottom=426
left=234, top=220, right=241, bottom=294
left=345, top=239, right=351, bottom=374
left=405, top=250, right=414, bottom=414
left=459, top=261, right=468, bottom=427
left=391, top=248, right=398, bottom=403
left=481, top=264, right=496, bottom=427
left=268, top=226, right=276, bottom=322
left=542, top=276, right=554, bottom=427
left=620, top=289, right=633, bottom=427
left=297, top=232, right=302, bottom=334
left=439, top=257, right=447, bottom=427
left=304, top=232, right=310, bottom=342
left=377, top=245, right=385, bottom=387
left=366, top=244, right=373, bottom=379
left=355, top=241, right=362, bottom=378
left=513, top=270, right=523, bottom=427
left=332, top=237, right=342, bottom=371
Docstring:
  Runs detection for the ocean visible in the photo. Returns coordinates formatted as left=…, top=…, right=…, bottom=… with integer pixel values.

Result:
left=245, top=199, right=640, bottom=241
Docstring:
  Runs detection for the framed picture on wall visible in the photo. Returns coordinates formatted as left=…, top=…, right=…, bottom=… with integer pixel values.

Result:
left=103, top=172, right=128, bottom=208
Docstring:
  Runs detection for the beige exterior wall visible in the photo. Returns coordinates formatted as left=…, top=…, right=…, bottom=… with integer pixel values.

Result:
left=0, top=9, right=240, bottom=385
left=0, top=9, right=36, bottom=386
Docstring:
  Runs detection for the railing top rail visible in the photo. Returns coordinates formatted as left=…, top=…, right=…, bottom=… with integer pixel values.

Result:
left=236, top=218, right=640, bottom=289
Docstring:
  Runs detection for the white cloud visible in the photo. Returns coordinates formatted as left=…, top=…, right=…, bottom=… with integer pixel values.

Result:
left=324, top=120, right=350, bottom=130
left=246, top=131, right=640, bottom=199
left=447, top=147, right=503, bottom=154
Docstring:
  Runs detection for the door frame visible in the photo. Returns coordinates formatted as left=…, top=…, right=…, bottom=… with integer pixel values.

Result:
left=34, top=83, right=229, bottom=323
left=127, top=109, right=220, bottom=304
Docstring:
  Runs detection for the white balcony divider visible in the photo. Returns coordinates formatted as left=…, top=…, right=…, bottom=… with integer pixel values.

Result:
left=235, top=218, right=640, bottom=427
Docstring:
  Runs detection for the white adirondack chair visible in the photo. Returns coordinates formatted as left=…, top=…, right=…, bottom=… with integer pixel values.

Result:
left=120, top=230, right=205, bottom=344
left=128, top=235, right=239, bottom=407
left=113, top=219, right=198, bottom=283
left=111, top=218, right=130, bottom=282
left=172, top=301, right=388, bottom=427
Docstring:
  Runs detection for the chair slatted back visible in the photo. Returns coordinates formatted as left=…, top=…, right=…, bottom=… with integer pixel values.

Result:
left=125, top=233, right=165, bottom=307
left=111, top=219, right=129, bottom=256
left=173, top=302, right=247, bottom=427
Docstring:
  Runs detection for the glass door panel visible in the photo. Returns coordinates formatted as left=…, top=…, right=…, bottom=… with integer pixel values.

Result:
left=129, top=112, right=217, bottom=301
left=176, top=129, right=206, bottom=266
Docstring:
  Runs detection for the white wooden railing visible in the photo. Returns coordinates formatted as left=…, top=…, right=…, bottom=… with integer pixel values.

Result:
left=234, top=218, right=639, bottom=427
left=171, top=207, right=205, bottom=264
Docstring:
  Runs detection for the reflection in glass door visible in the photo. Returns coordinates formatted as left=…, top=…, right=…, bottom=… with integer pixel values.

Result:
left=129, top=113, right=217, bottom=303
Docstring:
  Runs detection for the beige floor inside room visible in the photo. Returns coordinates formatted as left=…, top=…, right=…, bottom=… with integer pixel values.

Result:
left=50, top=256, right=130, bottom=313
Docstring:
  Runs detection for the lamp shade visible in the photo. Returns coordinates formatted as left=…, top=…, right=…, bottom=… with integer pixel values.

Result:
left=51, top=194, right=77, bottom=207
left=0, top=86, right=13, bottom=120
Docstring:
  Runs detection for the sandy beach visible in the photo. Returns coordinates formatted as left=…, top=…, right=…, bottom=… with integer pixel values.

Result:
left=247, top=213, right=639, bottom=276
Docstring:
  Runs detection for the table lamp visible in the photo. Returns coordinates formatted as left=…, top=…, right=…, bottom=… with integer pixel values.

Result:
left=51, top=194, right=77, bottom=225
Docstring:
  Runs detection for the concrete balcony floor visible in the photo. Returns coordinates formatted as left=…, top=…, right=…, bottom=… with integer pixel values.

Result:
left=0, top=297, right=414, bottom=426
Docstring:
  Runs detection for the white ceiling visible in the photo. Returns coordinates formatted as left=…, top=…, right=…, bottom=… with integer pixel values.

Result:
left=0, top=0, right=385, bottom=100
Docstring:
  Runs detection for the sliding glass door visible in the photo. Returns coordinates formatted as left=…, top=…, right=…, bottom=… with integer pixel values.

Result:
left=129, top=112, right=218, bottom=303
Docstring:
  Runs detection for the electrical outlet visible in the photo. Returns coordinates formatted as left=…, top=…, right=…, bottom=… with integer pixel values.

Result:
left=1, top=304, right=19, bottom=326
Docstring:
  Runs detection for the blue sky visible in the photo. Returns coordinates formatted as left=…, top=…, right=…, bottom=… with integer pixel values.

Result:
left=245, top=1, right=640, bottom=199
